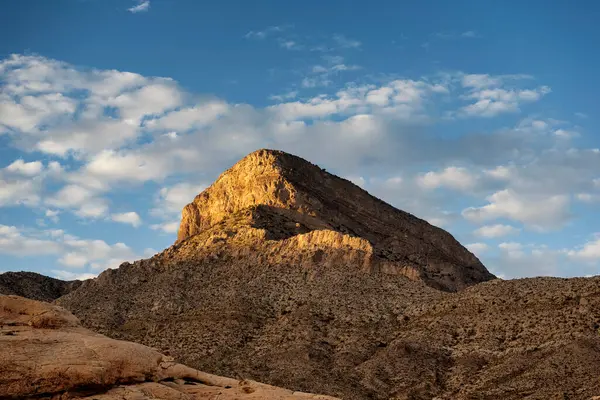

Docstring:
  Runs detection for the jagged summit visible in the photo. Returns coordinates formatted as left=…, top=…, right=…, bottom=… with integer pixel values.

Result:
left=177, top=148, right=494, bottom=291
left=177, top=149, right=330, bottom=242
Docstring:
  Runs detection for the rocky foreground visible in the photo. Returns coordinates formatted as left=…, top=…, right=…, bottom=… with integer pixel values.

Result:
left=0, top=294, right=338, bottom=399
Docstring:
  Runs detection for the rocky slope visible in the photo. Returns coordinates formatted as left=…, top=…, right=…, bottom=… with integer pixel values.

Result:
left=0, top=294, right=337, bottom=399
left=357, top=276, right=600, bottom=399
left=0, top=271, right=82, bottom=301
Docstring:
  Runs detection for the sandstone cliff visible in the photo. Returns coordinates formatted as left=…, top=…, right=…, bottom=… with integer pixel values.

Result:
left=177, top=149, right=494, bottom=292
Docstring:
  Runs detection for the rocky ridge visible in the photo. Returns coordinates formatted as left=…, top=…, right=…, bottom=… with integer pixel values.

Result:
left=0, top=271, right=82, bottom=302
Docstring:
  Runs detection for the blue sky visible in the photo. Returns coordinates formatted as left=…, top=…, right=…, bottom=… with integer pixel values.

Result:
left=1, top=0, right=600, bottom=280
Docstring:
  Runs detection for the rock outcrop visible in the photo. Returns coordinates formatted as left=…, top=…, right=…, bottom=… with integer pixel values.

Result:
left=0, top=271, right=82, bottom=301
left=177, top=149, right=494, bottom=292
left=0, top=294, right=338, bottom=400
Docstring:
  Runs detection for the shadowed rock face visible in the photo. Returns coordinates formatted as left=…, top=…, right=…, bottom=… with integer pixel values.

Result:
left=178, top=149, right=494, bottom=292
left=0, top=295, right=338, bottom=400
left=0, top=271, right=82, bottom=302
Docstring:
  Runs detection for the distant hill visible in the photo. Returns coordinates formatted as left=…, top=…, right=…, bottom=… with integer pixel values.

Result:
left=0, top=271, right=82, bottom=302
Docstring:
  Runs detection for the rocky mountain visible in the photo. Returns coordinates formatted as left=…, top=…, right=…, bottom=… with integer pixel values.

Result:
left=1, top=294, right=337, bottom=399
left=53, top=149, right=600, bottom=399
left=177, top=149, right=494, bottom=292
left=0, top=271, right=82, bottom=302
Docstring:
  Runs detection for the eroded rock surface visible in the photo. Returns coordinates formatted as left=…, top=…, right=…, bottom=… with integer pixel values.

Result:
left=0, top=295, right=338, bottom=400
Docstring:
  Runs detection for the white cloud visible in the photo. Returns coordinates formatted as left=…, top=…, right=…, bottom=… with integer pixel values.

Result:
left=154, top=182, right=205, bottom=214
left=462, top=189, right=570, bottom=231
left=45, top=209, right=60, bottom=223
left=332, top=34, right=362, bottom=49
left=0, top=225, right=61, bottom=256
left=460, top=87, right=551, bottom=117
left=145, top=100, right=229, bottom=131
left=57, top=238, right=137, bottom=270
left=278, top=40, right=301, bottom=50
left=466, top=242, right=489, bottom=256
left=484, top=165, right=514, bottom=181
left=5, top=159, right=43, bottom=176
left=474, top=224, right=520, bottom=238
left=492, top=242, right=563, bottom=277
left=0, top=178, right=40, bottom=207
left=149, top=182, right=206, bottom=234
left=51, top=270, right=97, bottom=281
left=269, top=91, right=298, bottom=102
left=244, top=25, right=290, bottom=40
left=111, top=212, right=142, bottom=227
left=567, top=237, right=600, bottom=262
left=107, top=83, right=181, bottom=122
left=0, top=55, right=182, bottom=159
left=128, top=0, right=150, bottom=13
left=0, top=159, right=65, bottom=208
left=59, top=252, right=90, bottom=268
left=576, top=193, right=600, bottom=203
left=150, top=221, right=180, bottom=234
left=269, top=79, right=446, bottom=122
left=46, top=184, right=108, bottom=218
left=457, top=74, right=549, bottom=118
left=418, top=166, right=477, bottom=191
left=77, top=150, right=174, bottom=184
left=461, top=31, right=479, bottom=38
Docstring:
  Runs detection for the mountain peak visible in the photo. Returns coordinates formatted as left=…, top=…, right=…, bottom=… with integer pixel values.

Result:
left=176, top=149, right=494, bottom=291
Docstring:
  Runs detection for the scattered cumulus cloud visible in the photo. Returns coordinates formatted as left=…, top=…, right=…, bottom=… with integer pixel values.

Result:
left=474, top=224, right=520, bottom=238
left=5, top=159, right=44, bottom=176
left=417, top=167, right=477, bottom=191
left=128, top=1, right=150, bottom=13
left=332, top=34, right=362, bottom=49
left=462, top=189, right=571, bottom=231
left=0, top=225, right=144, bottom=277
left=150, top=221, right=180, bottom=234
left=111, top=211, right=142, bottom=227
left=458, top=74, right=551, bottom=118
left=466, top=242, right=489, bottom=256
left=244, top=25, right=289, bottom=40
